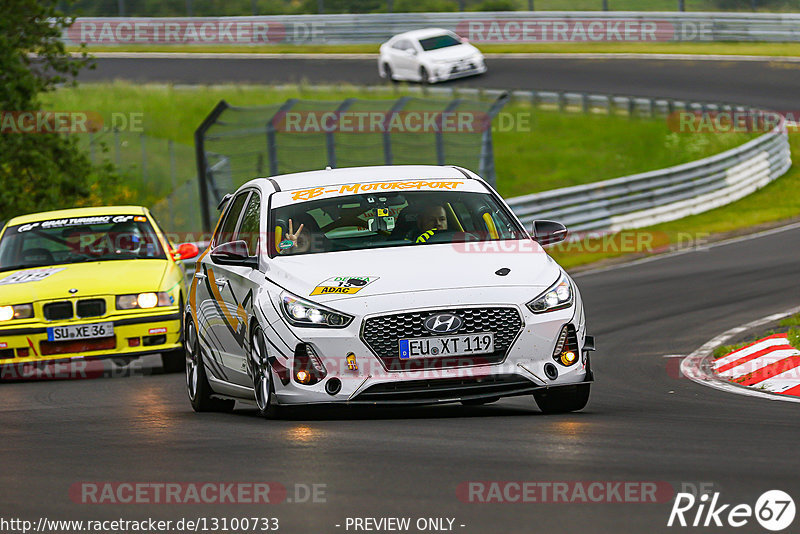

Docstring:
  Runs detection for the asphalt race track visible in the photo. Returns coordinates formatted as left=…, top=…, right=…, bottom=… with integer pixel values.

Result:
left=80, top=55, right=800, bottom=109
left=2, top=55, right=799, bottom=533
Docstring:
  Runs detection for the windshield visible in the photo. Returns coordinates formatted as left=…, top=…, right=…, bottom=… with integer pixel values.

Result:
left=270, top=190, right=525, bottom=257
left=0, top=214, right=166, bottom=272
left=419, top=34, right=462, bottom=51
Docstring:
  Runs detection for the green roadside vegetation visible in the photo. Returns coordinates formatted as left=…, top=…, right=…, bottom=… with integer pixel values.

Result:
left=713, top=314, right=800, bottom=359
left=42, top=81, right=752, bottom=200
left=69, top=41, right=800, bottom=57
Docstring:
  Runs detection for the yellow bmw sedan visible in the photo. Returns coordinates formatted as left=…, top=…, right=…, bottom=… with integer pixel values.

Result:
left=0, top=206, right=199, bottom=376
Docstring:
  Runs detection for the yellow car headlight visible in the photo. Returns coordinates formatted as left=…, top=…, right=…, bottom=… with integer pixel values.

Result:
left=116, top=292, right=173, bottom=310
left=0, top=304, right=34, bottom=321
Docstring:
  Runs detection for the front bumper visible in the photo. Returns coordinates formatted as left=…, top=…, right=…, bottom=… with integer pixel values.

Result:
left=264, top=299, right=589, bottom=407
left=0, top=310, right=181, bottom=367
left=430, top=62, right=487, bottom=83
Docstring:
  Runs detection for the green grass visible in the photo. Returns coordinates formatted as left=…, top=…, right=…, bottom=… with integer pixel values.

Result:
left=780, top=314, right=800, bottom=328
left=71, top=41, right=800, bottom=56
left=42, top=82, right=752, bottom=199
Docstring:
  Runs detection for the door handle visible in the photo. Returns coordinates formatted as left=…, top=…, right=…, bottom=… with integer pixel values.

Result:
left=194, top=272, right=207, bottom=280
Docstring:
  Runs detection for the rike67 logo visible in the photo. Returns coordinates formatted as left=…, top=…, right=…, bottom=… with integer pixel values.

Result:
left=668, top=490, right=795, bottom=531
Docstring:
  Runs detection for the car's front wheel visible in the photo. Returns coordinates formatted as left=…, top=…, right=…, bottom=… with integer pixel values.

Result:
left=382, top=62, right=395, bottom=82
left=250, top=324, right=281, bottom=419
left=534, top=384, right=590, bottom=414
left=185, top=319, right=234, bottom=413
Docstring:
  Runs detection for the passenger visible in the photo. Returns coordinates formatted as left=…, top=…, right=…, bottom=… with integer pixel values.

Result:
left=279, top=214, right=317, bottom=254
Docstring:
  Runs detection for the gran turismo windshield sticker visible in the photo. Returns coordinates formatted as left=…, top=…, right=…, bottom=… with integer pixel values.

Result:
left=310, top=276, right=379, bottom=296
left=0, top=267, right=66, bottom=285
left=15, top=215, right=138, bottom=233
left=290, top=180, right=464, bottom=202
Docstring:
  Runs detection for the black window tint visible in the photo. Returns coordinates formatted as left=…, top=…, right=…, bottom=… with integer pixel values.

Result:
left=236, top=193, right=261, bottom=256
left=217, top=193, right=249, bottom=245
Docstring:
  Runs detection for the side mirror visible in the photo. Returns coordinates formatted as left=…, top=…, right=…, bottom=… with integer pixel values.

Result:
left=173, top=242, right=200, bottom=261
left=532, top=220, right=568, bottom=246
left=210, top=240, right=259, bottom=269
left=407, top=48, right=417, bottom=56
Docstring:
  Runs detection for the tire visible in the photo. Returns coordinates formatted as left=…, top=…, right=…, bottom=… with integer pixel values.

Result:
left=382, top=63, right=396, bottom=82
left=419, top=66, right=430, bottom=85
left=161, top=349, right=184, bottom=373
left=534, top=384, right=590, bottom=414
left=161, top=296, right=185, bottom=373
left=185, top=319, right=235, bottom=413
left=250, top=324, right=281, bottom=419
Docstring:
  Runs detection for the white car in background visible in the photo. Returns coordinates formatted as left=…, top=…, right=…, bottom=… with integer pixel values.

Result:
left=186, top=165, right=594, bottom=418
left=378, top=28, right=487, bottom=84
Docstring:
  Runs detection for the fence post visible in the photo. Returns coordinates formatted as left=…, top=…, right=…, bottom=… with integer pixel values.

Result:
left=169, top=139, right=176, bottom=233
left=327, top=98, right=356, bottom=169
left=383, top=96, right=409, bottom=165
left=479, top=92, right=510, bottom=188
left=266, top=99, right=298, bottom=176
left=194, top=100, right=229, bottom=233
left=114, top=128, right=120, bottom=167
left=140, top=134, right=147, bottom=187
left=437, top=99, right=463, bottom=166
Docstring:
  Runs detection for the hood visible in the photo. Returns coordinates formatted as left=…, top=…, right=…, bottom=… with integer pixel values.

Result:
left=268, top=241, right=560, bottom=305
left=0, top=260, right=169, bottom=305
left=424, top=43, right=481, bottom=61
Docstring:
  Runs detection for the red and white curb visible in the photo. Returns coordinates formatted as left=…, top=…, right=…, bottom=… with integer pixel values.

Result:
left=713, top=334, right=800, bottom=397
left=680, top=306, right=800, bottom=404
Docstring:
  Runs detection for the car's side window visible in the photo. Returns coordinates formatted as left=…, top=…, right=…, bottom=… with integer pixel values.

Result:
left=216, top=192, right=249, bottom=246
left=235, top=192, right=261, bottom=256
left=391, top=40, right=405, bottom=50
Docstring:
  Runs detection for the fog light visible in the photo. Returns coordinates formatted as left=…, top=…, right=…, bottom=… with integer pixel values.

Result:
left=127, top=337, right=140, bottom=347
left=560, top=351, right=577, bottom=366
left=17, top=348, right=29, bottom=358
left=293, top=343, right=327, bottom=385
left=296, top=370, right=310, bottom=384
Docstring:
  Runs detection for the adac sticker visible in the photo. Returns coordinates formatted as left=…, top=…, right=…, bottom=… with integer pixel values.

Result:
left=310, top=276, right=379, bottom=296
left=0, top=267, right=65, bottom=286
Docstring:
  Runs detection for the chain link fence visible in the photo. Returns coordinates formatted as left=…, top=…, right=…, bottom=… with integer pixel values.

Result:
left=194, top=92, right=509, bottom=231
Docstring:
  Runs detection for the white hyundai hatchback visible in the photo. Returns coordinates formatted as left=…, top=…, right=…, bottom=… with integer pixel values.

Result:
left=378, top=28, right=487, bottom=84
left=185, top=165, right=594, bottom=417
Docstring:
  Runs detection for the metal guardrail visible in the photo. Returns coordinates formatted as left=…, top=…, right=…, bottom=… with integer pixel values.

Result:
left=63, top=12, right=800, bottom=45
left=506, top=119, right=791, bottom=232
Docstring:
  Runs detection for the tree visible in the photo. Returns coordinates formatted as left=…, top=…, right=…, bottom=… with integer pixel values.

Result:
left=0, top=0, right=121, bottom=222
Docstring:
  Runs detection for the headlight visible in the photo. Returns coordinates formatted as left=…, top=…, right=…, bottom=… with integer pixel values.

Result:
left=0, top=304, right=33, bottom=321
left=280, top=291, right=353, bottom=328
left=116, top=292, right=173, bottom=310
left=527, top=272, right=573, bottom=314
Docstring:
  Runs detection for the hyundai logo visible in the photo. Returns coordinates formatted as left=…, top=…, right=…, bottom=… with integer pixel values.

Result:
left=423, top=313, right=464, bottom=334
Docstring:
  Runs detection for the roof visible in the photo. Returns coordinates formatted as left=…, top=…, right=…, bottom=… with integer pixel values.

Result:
left=6, top=206, right=147, bottom=226
left=247, top=165, right=475, bottom=192
left=390, top=28, right=454, bottom=41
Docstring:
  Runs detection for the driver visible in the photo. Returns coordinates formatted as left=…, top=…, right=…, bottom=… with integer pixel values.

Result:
left=415, top=204, right=448, bottom=243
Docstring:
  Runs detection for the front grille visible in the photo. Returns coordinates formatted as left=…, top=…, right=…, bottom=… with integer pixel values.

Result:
left=76, top=299, right=106, bottom=318
left=361, top=307, right=523, bottom=371
left=354, top=374, right=537, bottom=403
left=40, top=337, right=116, bottom=356
left=43, top=301, right=73, bottom=321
